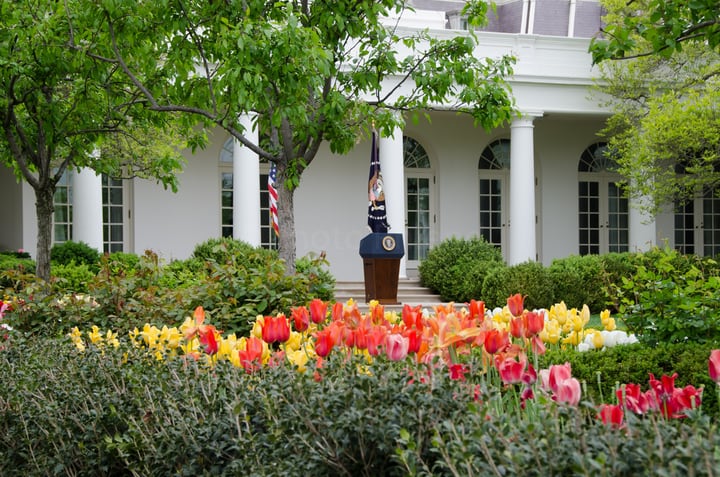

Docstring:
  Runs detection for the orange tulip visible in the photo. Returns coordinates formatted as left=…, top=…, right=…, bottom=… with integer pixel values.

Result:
left=507, top=294, right=524, bottom=317
left=309, top=299, right=327, bottom=324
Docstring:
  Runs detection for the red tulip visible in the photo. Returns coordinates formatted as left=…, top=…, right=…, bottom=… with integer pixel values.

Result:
left=366, top=326, right=386, bottom=356
left=498, top=356, right=526, bottom=385
left=238, top=337, right=264, bottom=372
left=309, top=299, right=328, bottom=324
left=402, top=304, right=423, bottom=329
left=507, top=293, right=524, bottom=317
left=331, top=302, right=344, bottom=321
left=261, top=315, right=290, bottom=344
left=198, top=326, right=219, bottom=355
left=467, top=299, right=485, bottom=320
left=709, top=350, right=720, bottom=383
left=484, top=329, right=509, bottom=354
left=649, top=372, right=677, bottom=402
left=314, top=329, right=335, bottom=358
left=509, top=317, right=524, bottom=339
left=525, top=311, right=544, bottom=337
left=290, top=306, right=310, bottom=332
left=404, top=328, right=422, bottom=354
left=385, top=334, right=409, bottom=361
left=617, top=383, right=652, bottom=414
left=672, top=385, right=703, bottom=417
left=598, top=404, right=624, bottom=427
left=554, top=377, right=581, bottom=406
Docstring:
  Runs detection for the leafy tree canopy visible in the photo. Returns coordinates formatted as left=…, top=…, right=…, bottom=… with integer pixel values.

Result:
left=592, top=1, right=720, bottom=215
left=72, top=0, right=516, bottom=271
left=0, top=1, right=192, bottom=279
left=590, top=0, right=720, bottom=62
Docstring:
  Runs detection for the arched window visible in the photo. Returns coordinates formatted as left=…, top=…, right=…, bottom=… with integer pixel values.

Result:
left=404, top=136, right=433, bottom=263
left=578, top=143, right=628, bottom=255
left=479, top=139, right=510, bottom=250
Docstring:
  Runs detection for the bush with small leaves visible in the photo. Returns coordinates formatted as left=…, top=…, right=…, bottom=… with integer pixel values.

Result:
left=418, top=236, right=503, bottom=302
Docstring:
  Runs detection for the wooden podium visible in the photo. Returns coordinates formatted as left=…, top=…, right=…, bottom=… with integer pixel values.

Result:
left=359, top=233, right=405, bottom=304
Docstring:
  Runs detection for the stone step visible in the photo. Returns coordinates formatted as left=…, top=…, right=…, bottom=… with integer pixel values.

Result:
left=333, top=279, right=446, bottom=313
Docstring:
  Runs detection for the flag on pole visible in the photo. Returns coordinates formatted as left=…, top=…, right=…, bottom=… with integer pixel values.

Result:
left=268, top=163, right=280, bottom=237
left=368, top=130, right=390, bottom=233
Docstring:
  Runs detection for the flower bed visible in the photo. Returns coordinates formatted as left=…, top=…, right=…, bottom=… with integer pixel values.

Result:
left=1, top=295, right=719, bottom=475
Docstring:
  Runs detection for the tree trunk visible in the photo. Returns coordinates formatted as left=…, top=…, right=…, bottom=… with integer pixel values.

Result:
left=276, top=164, right=297, bottom=275
left=34, top=186, right=55, bottom=281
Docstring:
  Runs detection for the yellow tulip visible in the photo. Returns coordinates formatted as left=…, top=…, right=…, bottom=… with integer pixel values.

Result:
left=285, top=331, right=303, bottom=352
left=580, top=305, right=590, bottom=326
left=540, top=319, right=561, bottom=344
left=251, top=316, right=265, bottom=340
left=591, top=330, right=604, bottom=349
left=600, top=309, right=610, bottom=325
left=604, top=317, right=617, bottom=331
left=286, top=349, right=310, bottom=372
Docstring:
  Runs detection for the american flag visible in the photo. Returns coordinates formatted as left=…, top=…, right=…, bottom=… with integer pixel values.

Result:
left=268, top=163, right=279, bottom=237
left=367, top=130, right=390, bottom=233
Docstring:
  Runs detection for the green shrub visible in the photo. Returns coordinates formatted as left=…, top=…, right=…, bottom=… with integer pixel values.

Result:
left=0, top=253, right=35, bottom=289
left=51, top=241, right=101, bottom=270
left=540, top=342, right=718, bottom=416
left=295, top=252, right=335, bottom=302
left=616, top=246, right=720, bottom=345
left=2, top=337, right=719, bottom=477
left=597, top=252, right=637, bottom=311
left=482, top=260, right=555, bottom=310
left=418, top=236, right=503, bottom=302
left=103, top=251, right=141, bottom=273
left=50, top=262, right=96, bottom=293
left=191, top=236, right=260, bottom=264
left=548, top=254, right=606, bottom=311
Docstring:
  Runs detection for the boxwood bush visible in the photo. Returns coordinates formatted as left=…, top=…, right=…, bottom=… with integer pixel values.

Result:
left=418, top=236, right=503, bottom=303
left=50, top=241, right=101, bottom=271
left=548, top=254, right=606, bottom=311
left=481, top=260, right=556, bottom=310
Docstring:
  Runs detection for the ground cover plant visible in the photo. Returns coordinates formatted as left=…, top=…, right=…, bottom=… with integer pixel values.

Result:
left=2, top=291, right=719, bottom=475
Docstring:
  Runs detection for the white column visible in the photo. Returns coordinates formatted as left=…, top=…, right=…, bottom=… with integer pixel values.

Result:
left=568, top=0, right=577, bottom=37
left=379, top=126, right=407, bottom=279
left=72, top=167, right=103, bottom=252
left=509, top=115, right=539, bottom=265
left=629, top=194, right=657, bottom=252
left=233, top=113, right=261, bottom=246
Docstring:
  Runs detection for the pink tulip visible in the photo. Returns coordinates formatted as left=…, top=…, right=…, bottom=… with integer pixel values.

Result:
left=554, top=377, right=581, bottom=406
left=548, top=363, right=573, bottom=393
left=709, top=350, right=720, bottom=383
left=385, top=334, right=409, bottom=361
left=498, top=356, right=526, bottom=385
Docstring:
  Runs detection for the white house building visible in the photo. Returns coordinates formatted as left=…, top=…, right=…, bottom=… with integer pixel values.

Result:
left=1, top=0, right=708, bottom=281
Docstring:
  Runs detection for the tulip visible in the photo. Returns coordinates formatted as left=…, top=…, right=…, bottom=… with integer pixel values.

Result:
left=331, top=302, right=344, bottom=321
left=261, top=315, right=291, bottom=344
left=467, top=299, right=485, bottom=320
left=484, top=328, right=509, bottom=354
left=507, top=293, right=524, bottom=317
left=617, top=383, right=652, bottom=414
left=548, top=363, right=573, bottom=393
left=402, top=304, right=423, bottom=329
left=290, top=306, right=310, bottom=332
left=709, top=349, right=720, bottom=383
left=198, top=326, right=219, bottom=355
left=509, top=317, right=524, bottom=339
left=366, top=326, right=386, bottom=356
left=385, top=334, right=410, bottom=361
left=498, top=356, right=526, bottom=385
left=598, top=404, right=624, bottom=427
left=525, top=311, right=545, bottom=337
left=554, top=377, right=581, bottom=406
left=314, top=329, right=335, bottom=358
left=404, top=328, right=422, bottom=354
left=309, top=299, right=328, bottom=324
left=238, top=337, right=264, bottom=372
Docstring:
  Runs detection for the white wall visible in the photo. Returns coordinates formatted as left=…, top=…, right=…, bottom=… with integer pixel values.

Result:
left=132, top=131, right=225, bottom=261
